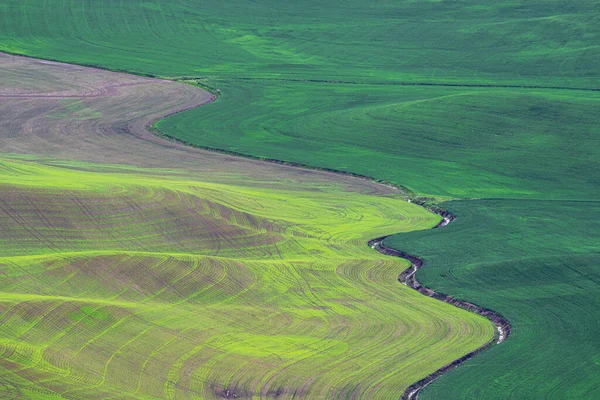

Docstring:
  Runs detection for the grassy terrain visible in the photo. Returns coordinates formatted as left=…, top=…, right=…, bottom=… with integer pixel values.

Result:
left=1, top=0, right=599, bottom=398
left=159, top=75, right=600, bottom=399
left=385, top=200, right=600, bottom=398
left=0, top=54, right=494, bottom=399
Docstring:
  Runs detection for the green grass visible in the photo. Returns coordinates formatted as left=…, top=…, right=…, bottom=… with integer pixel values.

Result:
left=1, top=0, right=599, bottom=398
left=0, top=156, right=492, bottom=398
left=0, top=54, right=495, bottom=398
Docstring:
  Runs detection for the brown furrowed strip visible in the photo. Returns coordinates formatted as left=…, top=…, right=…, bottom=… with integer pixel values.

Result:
left=0, top=52, right=402, bottom=197
left=368, top=209, right=511, bottom=400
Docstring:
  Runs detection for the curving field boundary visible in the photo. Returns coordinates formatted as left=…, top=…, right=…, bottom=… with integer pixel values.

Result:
left=368, top=210, right=511, bottom=400
left=138, top=66, right=516, bottom=400
left=156, top=75, right=514, bottom=400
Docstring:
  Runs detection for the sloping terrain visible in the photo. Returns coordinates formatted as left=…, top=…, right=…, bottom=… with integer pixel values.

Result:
left=0, top=1, right=597, bottom=87
left=1, top=1, right=599, bottom=397
left=159, top=80, right=600, bottom=199
left=386, top=200, right=600, bottom=399
left=0, top=54, right=492, bottom=399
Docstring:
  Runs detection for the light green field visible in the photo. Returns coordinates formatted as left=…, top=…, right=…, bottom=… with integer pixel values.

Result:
left=0, top=156, right=492, bottom=399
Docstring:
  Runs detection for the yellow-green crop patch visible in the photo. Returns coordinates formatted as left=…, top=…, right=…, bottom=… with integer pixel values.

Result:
left=0, top=156, right=493, bottom=399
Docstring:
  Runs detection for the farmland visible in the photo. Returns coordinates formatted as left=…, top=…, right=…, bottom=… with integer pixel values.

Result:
left=158, top=80, right=600, bottom=199
left=0, top=54, right=493, bottom=398
left=385, top=200, right=600, bottom=398
left=0, top=1, right=597, bottom=87
left=0, top=0, right=599, bottom=398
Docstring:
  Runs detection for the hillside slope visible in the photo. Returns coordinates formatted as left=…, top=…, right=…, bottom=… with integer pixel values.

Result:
left=0, top=53, right=492, bottom=399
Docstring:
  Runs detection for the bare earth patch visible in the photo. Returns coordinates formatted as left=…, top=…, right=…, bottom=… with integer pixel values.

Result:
left=0, top=52, right=399, bottom=194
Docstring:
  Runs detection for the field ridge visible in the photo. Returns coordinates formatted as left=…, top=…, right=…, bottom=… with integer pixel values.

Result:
left=152, top=71, right=512, bottom=398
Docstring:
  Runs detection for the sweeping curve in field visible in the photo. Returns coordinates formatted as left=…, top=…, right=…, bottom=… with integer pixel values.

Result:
left=0, top=53, right=494, bottom=399
left=369, top=213, right=511, bottom=399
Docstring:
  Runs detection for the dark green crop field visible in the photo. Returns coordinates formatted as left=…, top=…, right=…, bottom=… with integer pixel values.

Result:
left=1, top=0, right=599, bottom=398
left=158, top=80, right=600, bottom=199
left=0, top=0, right=598, bottom=87
left=385, top=200, right=600, bottom=398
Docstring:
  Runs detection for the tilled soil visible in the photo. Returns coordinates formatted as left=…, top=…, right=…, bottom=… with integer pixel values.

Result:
left=0, top=52, right=399, bottom=196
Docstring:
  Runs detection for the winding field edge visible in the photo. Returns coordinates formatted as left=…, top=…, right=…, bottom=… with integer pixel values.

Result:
left=368, top=210, right=511, bottom=400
